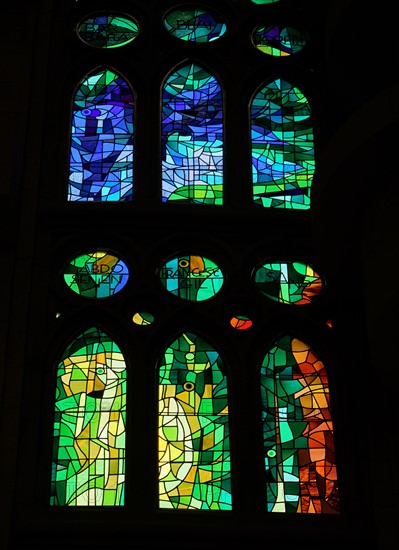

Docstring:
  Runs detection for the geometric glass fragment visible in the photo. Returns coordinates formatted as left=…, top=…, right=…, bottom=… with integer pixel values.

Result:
left=163, top=8, right=226, bottom=42
left=251, top=79, right=315, bottom=209
left=260, top=335, right=339, bottom=513
left=162, top=63, right=223, bottom=204
left=63, top=250, right=129, bottom=298
left=229, top=315, right=253, bottom=330
left=76, top=13, right=139, bottom=48
left=159, top=331, right=232, bottom=509
left=158, top=254, right=223, bottom=301
left=50, top=327, right=127, bottom=506
left=68, top=68, right=134, bottom=201
left=253, top=261, right=323, bottom=305
left=252, top=25, right=308, bottom=56
left=132, top=312, right=154, bottom=326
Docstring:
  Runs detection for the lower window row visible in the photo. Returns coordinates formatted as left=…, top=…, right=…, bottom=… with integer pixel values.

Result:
left=51, top=326, right=340, bottom=513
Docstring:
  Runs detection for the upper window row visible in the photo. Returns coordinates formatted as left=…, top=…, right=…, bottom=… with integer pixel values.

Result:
left=76, top=7, right=303, bottom=55
left=69, top=65, right=314, bottom=208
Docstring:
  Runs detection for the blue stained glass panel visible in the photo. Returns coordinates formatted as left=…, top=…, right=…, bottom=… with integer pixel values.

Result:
left=68, top=68, right=134, bottom=202
left=161, top=63, right=223, bottom=204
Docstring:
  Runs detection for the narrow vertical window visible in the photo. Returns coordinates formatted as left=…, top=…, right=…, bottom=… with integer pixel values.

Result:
left=51, top=327, right=127, bottom=506
left=161, top=63, right=223, bottom=204
left=260, top=335, right=339, bottom=513
left=158, top=331, right=231, bottom=509
left=251, top=79, right=314, bottom=209
left=68, top=67, right=134, bottom=201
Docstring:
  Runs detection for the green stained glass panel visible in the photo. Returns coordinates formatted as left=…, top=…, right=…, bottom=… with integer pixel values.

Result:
left=251, top=79, right=315, bottom=209
left=51, top=327, right=127, bottom=506
left=159, top=332, right=232, bottom=510
left=260, top=335, right=339, bottom=513
left=159, top=254, right=224, bottom=301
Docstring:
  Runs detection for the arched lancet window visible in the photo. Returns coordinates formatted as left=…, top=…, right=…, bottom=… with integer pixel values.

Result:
left=260, top=334, right=339, bottom=514
left=251, top=78, right=314, bottom=209
left=158, top=331, right=231, bottom=509
left=51, top=327, right=127, bottom=506
left=68, top=67, right=134, bottom=202
left=161, top=62, right=224, bottom=204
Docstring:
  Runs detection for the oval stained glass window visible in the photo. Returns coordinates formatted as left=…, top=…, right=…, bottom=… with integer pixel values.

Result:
left=253, top=261, right=324, bottom=304
left=76, top=13, right=139, bottom=49
left=163, top=7, right=226, bottom=42
left=158, top=254, right=224, bottom=301
left=252, top=25, right=308, bottom=56
left=64, top=250, right=129, bottom=298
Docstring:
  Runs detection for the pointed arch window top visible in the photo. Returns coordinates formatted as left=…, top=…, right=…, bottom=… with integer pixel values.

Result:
left=251, top=79, right=315, bottom=209
left=260, top=335, right=339, bottom=513
left=68, top=68, right=134, bottom=202
left=162, top=62, right=223, bottom=205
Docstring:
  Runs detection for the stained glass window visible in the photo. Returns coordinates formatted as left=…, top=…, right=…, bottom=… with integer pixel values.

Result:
left=260, top=335, right=339, bottom=513
left=251, top=79, right=315, bottom=209
left=161, top=63, right=223, bottom=204
left=51, top=0, right=340, bottom=523
left=68, top=68, right=134, bottom=202
left=158, top=332, right=232, bottom=509
left=51, top=327, right=127, bottom=506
